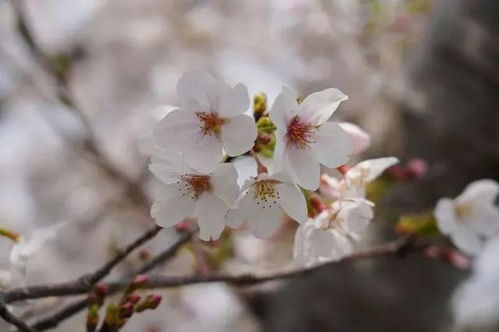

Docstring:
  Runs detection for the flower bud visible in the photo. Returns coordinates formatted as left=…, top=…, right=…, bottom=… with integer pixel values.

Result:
left=119, top=302, right=135, bottom=319
left=86, top=305, right=100, bottom=332
left=131, top=274, right=149, bottom=288
left=95, top=283, right=109, bottom=298
left=135, top=294, right=163, bottom=312
left=253, top=92, right=267, bottom=118
left=125, top=293, right=142, bottom=305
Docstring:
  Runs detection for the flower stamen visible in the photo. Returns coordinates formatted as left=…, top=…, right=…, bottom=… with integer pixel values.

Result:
left=454, top=202, right=473, bottom=219
left=253, top=179, right=280, bottom=209
left=286, top=116, right=317, bottom=149
left=177, top=174, right=212, bottom=200
left=196, top=112, right=226, bottom=137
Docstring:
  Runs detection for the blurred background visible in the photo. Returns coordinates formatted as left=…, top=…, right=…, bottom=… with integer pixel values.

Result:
left=1, top=0, right=499, bottom=331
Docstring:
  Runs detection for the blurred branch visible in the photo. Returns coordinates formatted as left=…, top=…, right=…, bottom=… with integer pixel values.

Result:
left=8, top=0, right=149, bottom=207
left=2, top=225, right=163, bottom=304
left=0, top=301, right=39, bottom=332
left=4, top=235, right=417, bottom=306
left=26, top=229, right=196, bottom=331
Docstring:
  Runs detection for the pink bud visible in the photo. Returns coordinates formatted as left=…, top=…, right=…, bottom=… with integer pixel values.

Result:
left=126, top=294, right=142, bottom=305
left=405, top=158, right=428, bottom=180
left=95, top=283, right=109, bottom=298
left=147, top=294, right=162, bottom=309
left=132, top=274, right=149, bottom=287
left=120, top=302, right=134, bottom=318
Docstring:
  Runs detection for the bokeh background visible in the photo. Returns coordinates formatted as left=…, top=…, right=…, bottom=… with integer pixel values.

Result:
left=1, top=0, right=498, bottom=331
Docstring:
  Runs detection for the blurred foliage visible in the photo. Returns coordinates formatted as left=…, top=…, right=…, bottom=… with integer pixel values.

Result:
left=395, top=211, right=440, bottom=236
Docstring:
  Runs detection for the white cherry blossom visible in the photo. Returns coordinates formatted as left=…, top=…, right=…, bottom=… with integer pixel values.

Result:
left=293, top=198, right=374, bottom=267
left=153, top=70, right=257, bottom=173
left=150, top=147, right=239, bottom=241
left=270, top=87, right=353, bottom=190
left=1, top=222, right=66, bottom=288
left=435, top=179, right=499, bottom=256
left=320, top=157, right=399, bottom=200
left=452, top=235, right=499, bottom=328
left=226, top=173, right=307, bottom=238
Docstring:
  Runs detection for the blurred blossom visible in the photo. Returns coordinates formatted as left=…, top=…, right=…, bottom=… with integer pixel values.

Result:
left=452, top=236, right=499, bottom=329
left=435, top=179, right=499, bottom=256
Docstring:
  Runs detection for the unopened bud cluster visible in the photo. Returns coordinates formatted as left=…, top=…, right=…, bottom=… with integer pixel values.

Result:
left=85, top=275, right=163, bottom=331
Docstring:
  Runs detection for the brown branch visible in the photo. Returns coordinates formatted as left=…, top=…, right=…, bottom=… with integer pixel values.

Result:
left=5, top=235, right=415, bottom=307
left=108, top=236, right=417, bottom=289
left=25, top=229, right=196, bottom=331
left=0, top=301, right=39, bottom=332
left=2, top=225, right=162, bottom=304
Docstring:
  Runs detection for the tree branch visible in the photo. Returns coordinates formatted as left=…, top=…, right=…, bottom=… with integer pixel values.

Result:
left=4, top=235, right=415, bottom=306
left=25, top=229, right=196, bottom=331
left=8, top=0, right=149, bottom=207
left=2, top=225, right=162, bottom=304
left=0, top=301, right=39, bottom=332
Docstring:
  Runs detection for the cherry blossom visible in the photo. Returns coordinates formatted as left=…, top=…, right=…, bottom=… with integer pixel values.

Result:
left=435, top=179, right=499, bottom=256
left=153, top=70, right=257, bottom=173
left=226, top=173, right=307, bottom=238
left=452, top=235, right=499, bottom=328
left=1, top=222, right=66, bottom=287
left=320, top=157, right=399, bottom=201
left=293, top=198, right=373, bottom=267
left=270, top=87, right=353, bottom=190
left=150, top=147, right=239, bottom=241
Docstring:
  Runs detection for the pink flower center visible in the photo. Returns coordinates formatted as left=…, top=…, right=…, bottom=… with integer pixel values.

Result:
left=177, top=174, right=212, bottom=200
left=286, top=116, right=316, bottom=149
left=196, top=112, right=226, bottom=137
left=253, top=179, right=280, bottom=209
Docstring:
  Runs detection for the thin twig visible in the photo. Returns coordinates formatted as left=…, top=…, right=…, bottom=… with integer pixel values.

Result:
left=25, top=229, right=196, bottom=331
left=5, top=236, right=415, bottom=306
left=2, top=225, right=162, bottom=304
left=9, top=0, right=149, bottom=207
left=0, top=301, right=39, bottom=332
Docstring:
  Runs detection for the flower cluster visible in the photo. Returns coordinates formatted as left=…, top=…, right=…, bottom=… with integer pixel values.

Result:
left=294, top=157, right=398, bottom=266
left=150, top=70, right=395, bottom=265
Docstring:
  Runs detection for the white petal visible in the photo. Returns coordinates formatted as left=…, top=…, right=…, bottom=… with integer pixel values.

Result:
left=221, top=114, right=257, bottom=156
left=434, top=198, right=457, bottom=235
left=347, top=157, right=399, bottom=184
left=153, top=110, right=200, bottom=149
left=195, top=193, right=228, bottom=241
left=211, top=163, right=239, bottom=206
left=269, top=88, right=299, bottom=129
left=276, top=183, right=307, bottom=223
left=452, top=226, right=483, bottom=256
left=312, top=122, right=352, bottom=168
left=300, top=88, right=348, bottom=125
left=225, top=188, right=254, bottom=228
left=338, top=122, right=371, bottom=154
left=284, top=147, right=321, bottom=190
left=149, top=147, right=187, bottom=184
left=247, top=204, right=282, bottom=238
left=337, top=199, right=374, bottom=235
left=271, top=129, right=286, bottom=171
left=232, top=156, right=258, bottom=188
left=151, top=185, right=195, bottom=227
left=218, top=83, right=250, bottom=117
left=459, top=179, right=499, bottom=205
left=176, top=70, right=227, bottom=113
left=183, top=135, right=224, bottom=173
